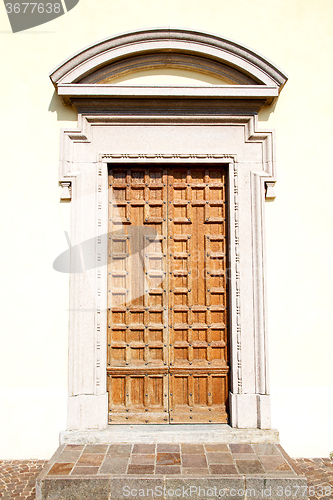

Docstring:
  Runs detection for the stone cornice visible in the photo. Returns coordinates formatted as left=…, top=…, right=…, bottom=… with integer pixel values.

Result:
left=50, top=28, right=287, bottom=110
left=57, top=84, right=279, bottom=100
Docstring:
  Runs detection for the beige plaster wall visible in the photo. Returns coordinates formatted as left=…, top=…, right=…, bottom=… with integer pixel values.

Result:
left=0, top=0, right=332, bottom=459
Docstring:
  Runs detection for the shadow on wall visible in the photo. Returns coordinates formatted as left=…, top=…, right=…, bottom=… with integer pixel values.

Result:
left=48, top=91, right=77, bottom=121
left=48, top=89, right=278, bottom=123
left=258, top=99, right=278, bottom=121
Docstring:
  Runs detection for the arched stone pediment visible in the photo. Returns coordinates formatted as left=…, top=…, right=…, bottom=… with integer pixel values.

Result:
left=50, top=28, right=287, bottom=107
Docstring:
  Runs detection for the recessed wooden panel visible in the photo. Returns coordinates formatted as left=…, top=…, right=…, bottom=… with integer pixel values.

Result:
left=107, top=165, right=229, bottom=424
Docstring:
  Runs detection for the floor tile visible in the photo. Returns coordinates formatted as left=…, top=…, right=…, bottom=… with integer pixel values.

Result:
left=102, top=455, right=129, bottom=467
left=276, top=444, right=302, bottom=474
left=231, top=453, right=260, bottom=461
left=260, top=456, right=292, bottom=472
left=229, top=444, right=254, bottom=454
left=71, top=466, right=100, bottom=475
left=182, top=455, right=207, bottom=468
left=107, top=444, right=132, bottom=457
left=77, top=454, right=105, bottom=466
left=205, top=444, right=229, bottom=452
left=54, top=451, right=82, bottom=463
left=132, top=444, right=156, bottom=455
left=99, top=461, right=128, bottom=474
left=84, top=445, right=109, bottom=454
left=64, top=444, right=85, bottom=451
left=156, top=453, right=181, bottom=466
left=252, top=444, right=282, bottom=456
left=127, top=465, right=155, bottom=474
left=182, top=468, right=210, bottom=475
left=277, top=462, right=295, bottom=472
left=102, top=456, right=129, bottom=466
left=156, top=444, right=180, bottom=453
left=155, top=465, right=181, bottom=474
left=130, top=454, right=155, bottom=465
left=210, top=464, right=239, bottom=475
left=206, top=452, right=234, bottom=464
left=48, top=463, right=74, bottom=476
left=235, top=460, right=265, bottom=474
left=181, top=444, right=205, bottom=454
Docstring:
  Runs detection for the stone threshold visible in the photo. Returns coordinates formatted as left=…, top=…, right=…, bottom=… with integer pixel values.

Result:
left=36, top=442, right=308, bottom=500
left=60, top=424, right=280, bottom=445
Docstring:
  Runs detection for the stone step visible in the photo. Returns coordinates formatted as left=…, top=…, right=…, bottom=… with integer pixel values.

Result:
left=36, top=442, right=308, bottom=500
left=60, top=424, right=280, bottom=445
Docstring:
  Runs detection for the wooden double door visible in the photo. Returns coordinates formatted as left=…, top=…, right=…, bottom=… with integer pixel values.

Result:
left=107, top=165, right=229, bottom=424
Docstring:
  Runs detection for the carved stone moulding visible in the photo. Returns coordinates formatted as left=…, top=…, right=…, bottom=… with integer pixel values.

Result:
left=50, top=28, right=287, bottom=108
left=78, top=53, right=258, bottom=85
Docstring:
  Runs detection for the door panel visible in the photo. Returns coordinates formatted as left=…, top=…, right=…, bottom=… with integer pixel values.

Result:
left=107, top=166, right=168, bottom=423
left=107, top=165, right=229, bottom=424
left=168, top=166, right=228, bottom=423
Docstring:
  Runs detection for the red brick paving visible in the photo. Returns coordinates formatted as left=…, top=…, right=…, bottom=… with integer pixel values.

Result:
left=0, top=460, right=46, bottom=500
left=295, top=458, right=333, bottom=499
left=0, top=456, right=332, bottom=499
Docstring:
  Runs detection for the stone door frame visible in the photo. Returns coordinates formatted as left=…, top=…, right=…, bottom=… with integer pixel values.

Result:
left=52, top=29, right=287, bottom=433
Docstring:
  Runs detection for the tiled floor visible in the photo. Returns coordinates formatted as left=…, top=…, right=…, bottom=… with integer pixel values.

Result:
left=37, top=443, right=309, bottom=499
left=44, top=443, right=298, bottom=477
left=1, top=453, right=332, bottom=499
